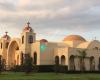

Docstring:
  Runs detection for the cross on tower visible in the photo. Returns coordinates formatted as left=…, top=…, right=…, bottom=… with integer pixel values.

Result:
left=5, top=31, right=8, bottom=35
left=27, top=22, right=30, bottom=27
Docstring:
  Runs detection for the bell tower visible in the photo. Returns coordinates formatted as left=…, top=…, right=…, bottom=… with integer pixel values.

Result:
left=1, top=32, right=11, bottom=65
left=21, top=22, right=36, bottom=55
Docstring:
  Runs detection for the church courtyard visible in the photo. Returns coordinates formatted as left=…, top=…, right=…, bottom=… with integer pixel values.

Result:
left=0, top=72, right=100, bottom=80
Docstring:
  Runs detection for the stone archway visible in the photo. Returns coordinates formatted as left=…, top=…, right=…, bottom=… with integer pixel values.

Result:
left=7, top=40, right=20, bottom=67
left=61, top=55, right=66, bottom=65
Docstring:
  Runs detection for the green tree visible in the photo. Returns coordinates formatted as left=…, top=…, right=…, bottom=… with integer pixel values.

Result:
left=0, top=57, right=2, bottom=74
left=77, top=49, right=87, bottom=72
left=0, top=55, right=4, bottom=74
left=23, top=54, right=33, bottom=74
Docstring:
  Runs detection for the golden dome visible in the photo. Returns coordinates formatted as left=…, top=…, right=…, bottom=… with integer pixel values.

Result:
left=63, top=35, right=86, bottom=42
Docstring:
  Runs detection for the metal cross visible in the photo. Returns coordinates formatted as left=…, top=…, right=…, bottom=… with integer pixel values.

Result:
left=5, top=31, right=8, bottom=35
left=27, top=22, right=30, bottom=27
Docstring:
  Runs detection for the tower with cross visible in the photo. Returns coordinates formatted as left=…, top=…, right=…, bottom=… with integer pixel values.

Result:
left=21, top=22, right=36, bottom=54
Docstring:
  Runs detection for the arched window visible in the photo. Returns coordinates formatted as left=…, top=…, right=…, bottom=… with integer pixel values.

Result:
left=61, top=55, right=66, bottom=65
left=29, top=35, right=33, bottom=43
left=22, top=36, right=24, bottom=44
left=69, top=55, right=75, bottom=71
left=33, top=52, right=37, bottom=65
left=1, top=43, right=2, bottom=49
left=55, top=56, right=59, bottom=65
left=21, top=52, right=24, bottom=65
left=5, top=42, right=9, bottom=48
left=17, top=55, right=19, bottom=65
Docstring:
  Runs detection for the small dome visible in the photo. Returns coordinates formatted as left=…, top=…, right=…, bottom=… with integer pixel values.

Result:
left=63, top=35, right=86, bottom=42
left=40, top=39, right=48, bottom=43
left=23, top=22, right=33, bottom=32
left=2, top=32, right=11, bottom=40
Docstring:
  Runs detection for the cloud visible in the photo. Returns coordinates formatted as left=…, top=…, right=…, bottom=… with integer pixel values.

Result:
left=0, top=0, right=100, bottom=41
left=18, top=0, right=63, bottom=10
left=19, top=0, right=62, bottom=6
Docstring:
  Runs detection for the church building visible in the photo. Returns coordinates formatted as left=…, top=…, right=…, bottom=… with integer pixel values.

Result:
left=0, top=22, right=100, bottom=71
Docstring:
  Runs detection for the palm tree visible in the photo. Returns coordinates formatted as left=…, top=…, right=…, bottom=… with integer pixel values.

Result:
left=77, top=49, right=87, bottom=72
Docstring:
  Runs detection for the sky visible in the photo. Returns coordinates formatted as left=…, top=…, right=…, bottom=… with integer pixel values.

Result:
left=0, top=0, right=100, bottom=42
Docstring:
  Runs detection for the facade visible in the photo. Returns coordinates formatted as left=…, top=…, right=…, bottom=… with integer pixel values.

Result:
left=0, top=22, right=100, bottom=71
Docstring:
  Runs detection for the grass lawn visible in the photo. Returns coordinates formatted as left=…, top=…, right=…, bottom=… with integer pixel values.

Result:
left=0, top=72, right=100, bottom=80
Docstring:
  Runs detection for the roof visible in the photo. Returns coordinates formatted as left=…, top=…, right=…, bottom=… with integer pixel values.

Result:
left=63, top=35, right=86, bottom=42
left=40, top=39, right=48, bottom=43
left=77, top=42, right=91, bottom=48
left=77, top=40, right=100, bottom=48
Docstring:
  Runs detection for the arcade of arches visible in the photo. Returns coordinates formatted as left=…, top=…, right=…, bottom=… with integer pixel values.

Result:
left=69, top=55, right=99, bottom=71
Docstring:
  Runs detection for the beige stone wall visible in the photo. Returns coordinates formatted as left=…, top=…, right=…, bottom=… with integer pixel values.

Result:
left=54, top=47, right=69, bottom=65
left=40, top=42, right=57, bottom=65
